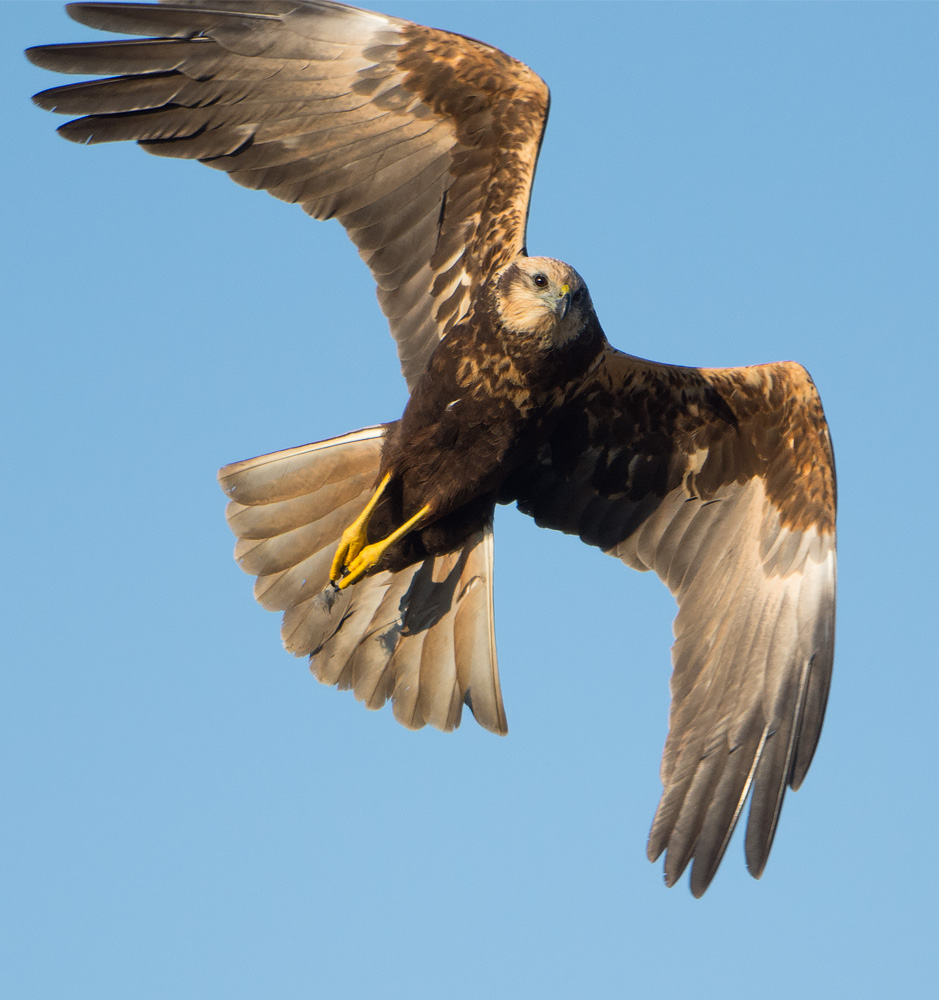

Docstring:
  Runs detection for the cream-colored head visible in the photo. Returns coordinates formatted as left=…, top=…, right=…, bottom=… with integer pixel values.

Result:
left=493, top=257, right=593, bottom=347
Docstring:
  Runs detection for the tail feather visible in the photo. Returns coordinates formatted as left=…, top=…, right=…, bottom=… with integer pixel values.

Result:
left=218, top=425, right=507, bottom=735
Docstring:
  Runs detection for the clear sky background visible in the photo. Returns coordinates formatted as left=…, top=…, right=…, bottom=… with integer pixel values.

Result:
left=4, top=2, right=938, bottom=997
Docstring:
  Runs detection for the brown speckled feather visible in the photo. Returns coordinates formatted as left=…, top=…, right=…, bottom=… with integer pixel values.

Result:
left=27, top=0, right=549, bottom=386
left=501, top=349, right=836, bottom=896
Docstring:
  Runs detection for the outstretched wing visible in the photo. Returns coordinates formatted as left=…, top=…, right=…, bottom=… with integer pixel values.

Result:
left=501, top=349, right=836, bottom=896
left=28, top=0, right=550, bottom=386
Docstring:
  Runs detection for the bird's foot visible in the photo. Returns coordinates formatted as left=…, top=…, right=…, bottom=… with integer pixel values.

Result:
left=331, top=522, right=369, bottom=586
left=332, top=503, right=432, bottom=590
left=334, top=538, right=395, bottom=590
left=329, top=472, right=392, bottom=585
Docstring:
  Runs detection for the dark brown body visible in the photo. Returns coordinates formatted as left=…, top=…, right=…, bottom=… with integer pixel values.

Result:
left=373, top=284, right=608, bottom=566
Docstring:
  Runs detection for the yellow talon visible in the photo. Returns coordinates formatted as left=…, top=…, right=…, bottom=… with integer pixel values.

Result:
left=334, top=504, right=431, bottom=590
left=330, top=472, right=392, bottom=584
left=330, top=472, right=432, bottom=588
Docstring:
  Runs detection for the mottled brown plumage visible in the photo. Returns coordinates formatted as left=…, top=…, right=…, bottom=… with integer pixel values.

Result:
left=29, top=0, right=548, bottom=387
left=29, top=0, right=837, bottom=897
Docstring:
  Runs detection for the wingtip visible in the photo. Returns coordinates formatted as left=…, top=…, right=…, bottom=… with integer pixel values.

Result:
left=744, top=837, right=771, bottom=882
left=650, top=847, right=717, bottom=898
left=65, top=2, right=122, bottom=31
left=65, top=2, right=90, bottom=20
left=746, top=859, right=767, bottom=881
left=689, top=879, right=709, bottom=900
left=25, top=46, right=57, bottom=72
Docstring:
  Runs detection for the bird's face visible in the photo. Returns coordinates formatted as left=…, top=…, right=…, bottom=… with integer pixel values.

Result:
left=494, top=257, right=594, bottom=347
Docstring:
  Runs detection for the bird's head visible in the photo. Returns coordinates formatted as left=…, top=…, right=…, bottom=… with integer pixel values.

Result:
left=493, top=257, right=594, bottom=348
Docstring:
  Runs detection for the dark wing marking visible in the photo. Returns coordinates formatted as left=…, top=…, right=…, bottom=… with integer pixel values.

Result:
left=501, top=349, right=836, bottom=896
left=28, top=0, right=550, bottom=386
left=219, top=425, right=506, bottom=735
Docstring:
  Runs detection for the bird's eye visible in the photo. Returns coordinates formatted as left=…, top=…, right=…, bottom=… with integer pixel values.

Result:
left=532, top=273, right=549, bottom=288
left=573, top=287, right=585, bottom=303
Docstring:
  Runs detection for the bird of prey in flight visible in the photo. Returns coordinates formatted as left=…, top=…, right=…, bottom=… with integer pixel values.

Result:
left=29, top=0, right=836, bottom=897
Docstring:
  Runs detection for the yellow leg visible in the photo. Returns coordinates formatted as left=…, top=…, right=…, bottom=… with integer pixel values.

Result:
left=330, top=472, right=392, bottom=584
left=334, top=504, right=431, bottom=591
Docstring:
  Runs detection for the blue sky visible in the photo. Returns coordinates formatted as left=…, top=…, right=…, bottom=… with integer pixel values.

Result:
left=4, top=2, right=937, bottom=997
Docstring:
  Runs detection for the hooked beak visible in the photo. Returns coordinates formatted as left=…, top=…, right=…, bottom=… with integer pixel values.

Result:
left=555, top=284, right=571, bottom=320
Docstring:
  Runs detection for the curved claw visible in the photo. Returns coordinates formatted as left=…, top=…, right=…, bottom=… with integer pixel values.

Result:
left=329, top=472, right=392, bottom=584
left=331, top=521, right=367, bottom=585
left=334, top=539, right=390, bottom=590
left=334, top=503, right=432, bottom=590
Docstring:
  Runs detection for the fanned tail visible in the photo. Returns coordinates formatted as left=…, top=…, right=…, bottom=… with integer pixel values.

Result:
left=218, top=426, right=506, bottom=735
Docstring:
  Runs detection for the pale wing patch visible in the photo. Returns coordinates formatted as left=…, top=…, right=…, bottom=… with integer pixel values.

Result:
left=611, top=477, right=835, bottom=894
